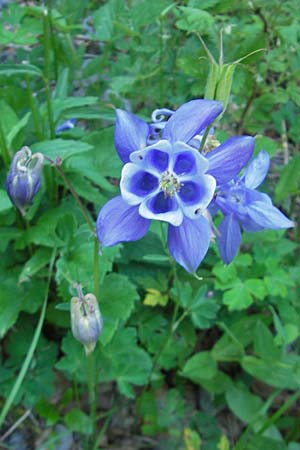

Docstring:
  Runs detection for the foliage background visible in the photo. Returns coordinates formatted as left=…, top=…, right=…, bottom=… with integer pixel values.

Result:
left=0, top=0, right=299, bottom=449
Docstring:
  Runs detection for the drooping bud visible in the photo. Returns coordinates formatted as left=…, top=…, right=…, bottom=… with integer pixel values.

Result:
left=5, top=146, right=44, bottom=215
left=70, top=290, right=103, bottom=355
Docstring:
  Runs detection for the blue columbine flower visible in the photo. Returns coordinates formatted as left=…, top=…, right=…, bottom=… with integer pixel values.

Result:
left=6, top=146, right=44, bottom=216
left=215, top=149, right=294, bottom=264
left=96, top=99, right=255, bottom=273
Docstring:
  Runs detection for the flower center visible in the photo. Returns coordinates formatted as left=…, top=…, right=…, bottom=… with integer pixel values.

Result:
left=159, top=170, right=181, bottom=197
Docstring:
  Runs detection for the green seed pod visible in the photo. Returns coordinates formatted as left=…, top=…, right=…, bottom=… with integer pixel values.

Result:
left=71, top=293, right=103, bottom=355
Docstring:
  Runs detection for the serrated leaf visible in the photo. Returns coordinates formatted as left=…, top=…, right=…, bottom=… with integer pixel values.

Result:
left=223, top=283, right=253, bottom=311
left=245, top=279, right=267, bottom=300
left=98, top=327, right=152, bottom=398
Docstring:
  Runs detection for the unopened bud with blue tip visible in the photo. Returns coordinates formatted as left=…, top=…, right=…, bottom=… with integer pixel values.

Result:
left=5, top=146, right=44, bottom=216
left=71, top=290, right=103, bottom=355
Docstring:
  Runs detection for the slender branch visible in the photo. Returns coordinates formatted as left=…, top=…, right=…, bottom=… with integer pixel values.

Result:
left=0, top=410, right=31, bottom=442
left=45, top=156, right=95, bottom=234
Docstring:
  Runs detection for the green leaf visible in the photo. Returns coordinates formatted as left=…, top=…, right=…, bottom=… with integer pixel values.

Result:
left=0, top=190, right=13, bottom=213
left=0, top=280, right=22, bottom=337
left=99, top=328, right=152, bottom=398
left=275, top=156, right=300, bottom=201
left=242, top=355, right=300, bottom=389
left=19, top=247, right=53, bottom=283
left=264, top=269, right=294, bottom=298
left=53, top=96, right=99, bottom=121
left=199, top=370, right=232, bottom=394
left=31, top=139, right=93, bottom=160
left=0, top=99, right=19, bottom=141
left=226, top=385, right=264, bottom=424
left=0, top=63, right=43, bottom=78
left=0, top=228, right=22, bottom=252
left=6, top=112, right=31, bottom=148
left=100, top=273, right=139, bottom=344
left=55, top=225, right=120, bottom=295
left=255, top=136, right=279, bottom=157
left=181, top=351, right=217, bottom=383
left=92, top=2, right=116, bottom=41
left=212, top=316, right=260, bottom=362
left=254, top=321, right=280, bottom=362
left=223, top=283, right=253, bottom=311
left=56, top=332, right=87, bottom=382
left=54, top=68, right=69, bottom=99
left=176, top=7, right=214, bottom=34
left=64, top=408, right=93, bottom=435
left=245, top=279, right=267, bottom=301
left=215, top=64, right=236, bottom=113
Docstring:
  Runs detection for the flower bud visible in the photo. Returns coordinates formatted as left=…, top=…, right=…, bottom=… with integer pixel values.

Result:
left=5, top=146, right=44, bottom=215
left=71, top=292, right=103, bottom=355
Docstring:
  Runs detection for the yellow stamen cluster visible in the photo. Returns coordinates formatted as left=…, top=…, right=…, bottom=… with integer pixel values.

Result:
left=159, top=170, right=181, bottom=197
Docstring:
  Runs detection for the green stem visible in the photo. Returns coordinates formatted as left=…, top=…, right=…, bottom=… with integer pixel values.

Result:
left=43, top=6, right=55, bottom=139
left=86, top=353, right=97, bottom=446
left=92, top=407, right=117, bottom=450
left=0, top=248, right=57, bottom=428
left=143, top=253, right=181, bottom=391
left=199, top=125, right=211, bottom=152
left=26, top=77, right=43, bottom=141
left=0, top=122, right=10, bottom=167
left=233, top=389, right=300, bottom=450
left=258, top=389, right=300, bottom=435
left=94, top=239, right=100, bottom=299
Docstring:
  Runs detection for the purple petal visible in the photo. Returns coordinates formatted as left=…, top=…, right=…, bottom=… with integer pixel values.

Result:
left=120, top=163, right=159, bottom=205
left=141, top=148, right=169, bottom=172
left=243, top=149, right=270, bottom=189
left=172, top=141, right=209, bottom=174
left=96, top=196, right=150, bottom=247
left=177, top=174, right=216, bottom=219
left=207, top=136, right=255, bottom=185
left=245, top=187, right=272, bottom=205
left=247, top=201, right=294, bottom=229
left=114, top=109, right=149, bottom=163
left=162, top=99, right=223, bottom=144
left=173, top=151, right=197, bottom=176
left=218, top=215, right=241, bottom=264
left=168, top=215, right=211, bottom=273
left=139, top=191, right=183, bottom=226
